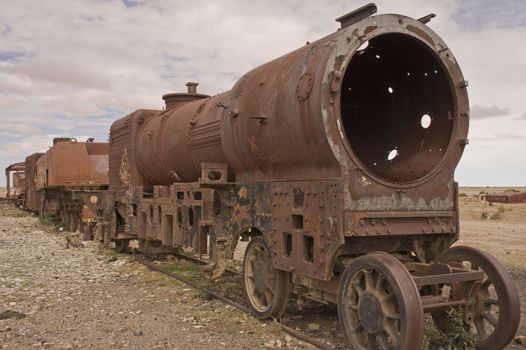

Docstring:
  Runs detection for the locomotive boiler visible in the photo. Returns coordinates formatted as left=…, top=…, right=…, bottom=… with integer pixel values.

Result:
left=101, top=4, right=520, bottom=349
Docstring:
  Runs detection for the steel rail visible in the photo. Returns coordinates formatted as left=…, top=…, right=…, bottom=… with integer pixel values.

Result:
left=134, top=256, right=337, bottom=350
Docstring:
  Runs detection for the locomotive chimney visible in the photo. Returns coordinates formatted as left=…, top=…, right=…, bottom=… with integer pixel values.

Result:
left=162, top=82, right=209, bottom=112
left=186, top=82, right=198, bottom=94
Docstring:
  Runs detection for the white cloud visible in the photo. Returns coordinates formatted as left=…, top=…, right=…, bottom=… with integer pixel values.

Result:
left=470, top=105, right=510, bottom=119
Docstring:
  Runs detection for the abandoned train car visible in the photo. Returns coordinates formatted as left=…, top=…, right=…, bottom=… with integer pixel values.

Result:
left=4, top=161, right=26, bottom=207
left=31, top=137, right=110, bottom=238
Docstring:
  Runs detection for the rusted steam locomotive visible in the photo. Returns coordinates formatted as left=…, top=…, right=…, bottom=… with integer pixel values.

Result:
left=90, top=4, right=520, bottom=350
left=5, top=4, right=520, bottom=349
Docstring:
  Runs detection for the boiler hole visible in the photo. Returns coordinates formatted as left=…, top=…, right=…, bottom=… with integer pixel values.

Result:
left=357, top=41, right=369, bottom=51
left=387, top=149, right=398, bottom=161
left=421, top=114, right=432, bottom=129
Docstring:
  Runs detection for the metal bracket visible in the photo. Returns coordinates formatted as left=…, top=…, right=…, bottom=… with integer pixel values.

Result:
left=335, top=3, right=377, bottom=28
left=417, top=13, right=436, bottom=24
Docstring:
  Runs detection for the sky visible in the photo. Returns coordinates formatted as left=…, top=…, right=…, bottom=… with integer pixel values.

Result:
left=1, top=0, right=525, bottom=186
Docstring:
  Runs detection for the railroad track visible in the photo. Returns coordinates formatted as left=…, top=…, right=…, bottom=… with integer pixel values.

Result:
left=134, top=253, right=340, bottom=350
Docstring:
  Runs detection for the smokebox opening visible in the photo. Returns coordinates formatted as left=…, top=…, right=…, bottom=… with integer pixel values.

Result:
left=340, top=33, right=454, bottom=184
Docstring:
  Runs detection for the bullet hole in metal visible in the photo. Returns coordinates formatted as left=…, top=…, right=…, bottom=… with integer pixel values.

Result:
left=375, top=54, right=381, bottom=59
left=421, top=114, right=432, bottom=129
left=357, top=41, right=369, bottom=52
left=388, top=87, right=394, bottom=94
left=387, top=149, right=398, bottom=161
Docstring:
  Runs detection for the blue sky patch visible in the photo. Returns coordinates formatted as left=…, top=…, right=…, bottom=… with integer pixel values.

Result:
left=452, top=0, right=526, bottom=30
left=0, top=51, right=27, bottom=62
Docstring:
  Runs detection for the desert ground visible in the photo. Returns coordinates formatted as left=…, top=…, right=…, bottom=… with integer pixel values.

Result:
left=0, top=187, right=525, bottom=349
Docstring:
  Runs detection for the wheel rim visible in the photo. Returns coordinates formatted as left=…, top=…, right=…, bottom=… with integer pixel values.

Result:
left=344, top=267, right=401, bottom=348
left=244, top=242, right=278, bottom=313
left=437, top=246, right=520, bottom=350
left=339, top=252, right=423, bottom=350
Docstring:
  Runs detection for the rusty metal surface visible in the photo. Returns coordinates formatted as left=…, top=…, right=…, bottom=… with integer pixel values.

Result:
left=5, top=162, right=25, bottom=200
left=103, top=9, right=473, bottom=278
left=485, top=191, right=526, bottom=203
left=7, top=5, right=519, bottom=349
left=36, top=138, right=109, bottom=190
left=106, top=11, right=469, bottom=280
left=23, top=153, right=44, bottom=212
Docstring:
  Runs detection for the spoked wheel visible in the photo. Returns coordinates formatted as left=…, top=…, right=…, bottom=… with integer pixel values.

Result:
left=338, top=251, right=424, bottom=350
left=114, top=239, right=130, bottom=253
left=432, top=246, right=520, bottom=350
left=243, top=236, right=290, bottom=319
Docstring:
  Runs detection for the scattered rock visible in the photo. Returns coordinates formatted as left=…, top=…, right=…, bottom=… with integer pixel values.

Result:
left=0, top=310, right=27, bottom=320
left=516, top=335, right=526, bottom=345
left=307, top=323, right=320, bottom=331
left=133, top=329, right=144, bottom=336
left=480, top=212, right=500, bottom=220
left=108, top=256, right=118, bottom=262
left=65, top=233, right=83, bottom=248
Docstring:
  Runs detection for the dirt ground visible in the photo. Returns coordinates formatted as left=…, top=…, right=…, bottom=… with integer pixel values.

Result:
left=455, top=187, right=526, bottom=350
left=0, top=186, right=525, bottom=349
left=0, top=204, right=315, bottom=350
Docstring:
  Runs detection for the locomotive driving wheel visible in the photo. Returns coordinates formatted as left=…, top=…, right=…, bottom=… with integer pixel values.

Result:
left=338, top=251, right=424, bottom=350
left=243, top=236, right=290, bottom=319
left=433, top=246, right=520, bottom=350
